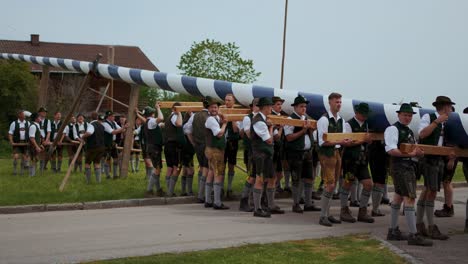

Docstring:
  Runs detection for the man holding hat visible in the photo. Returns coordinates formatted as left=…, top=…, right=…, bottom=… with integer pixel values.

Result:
left=238, top=98, right=259, bottom=212
left=285, top=95, right=320, bottom=214
left=8, top=110, right=30, bottom=175
left=204, top=97, right=229, bottom=210
left=251, top=97, right=284, bottom=217
left=340, top=102, right=375, bottom=223
left=385, top=103, right=432, bottom=246
left=102, top=110, right=126, bottom=179
left=37, top=107, right=51, bottom=172
left=28, top=113, right=43, bottom=177
left=415, top=96, right=454, bottom=240
left=138, top=103, right=165, bottom=196
left=317, top=92, right=349, bottom=226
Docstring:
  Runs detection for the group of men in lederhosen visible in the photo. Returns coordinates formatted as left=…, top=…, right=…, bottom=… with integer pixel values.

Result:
left=8, top=107, right=128, bottom=183
left=7, top=94, right=468, bottom=244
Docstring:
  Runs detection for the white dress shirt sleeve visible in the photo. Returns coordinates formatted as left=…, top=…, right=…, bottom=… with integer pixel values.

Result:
left=253, top=121, right=271, bottom=141
left=384, top=126, right=399, bottom=152
left=317, top=116, right=329, bottom=147
left=205, top=116, right=221, bottom=136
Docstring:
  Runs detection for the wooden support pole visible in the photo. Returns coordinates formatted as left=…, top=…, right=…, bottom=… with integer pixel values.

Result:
left=323, top=133, right=384, bottom=142
left=108, top=46, right=115, bottom=111
left=88, top=87, right=129, bottom=108
left=120, top=85, right=139, bottom=178
left=59, top=141, right=84, bottom=192
left=95, top=82, right=111, bottom=112
left=399, top=143, right=468, bottom=158
left=38, top=65, right=50, bottom=107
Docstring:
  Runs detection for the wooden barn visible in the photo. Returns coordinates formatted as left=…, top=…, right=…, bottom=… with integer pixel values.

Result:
left=0, top=34, right=158, bottom=116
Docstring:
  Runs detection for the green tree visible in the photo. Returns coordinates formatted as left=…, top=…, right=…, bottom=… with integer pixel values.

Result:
left=177, top=39, right=261, bottom=84
left=0, top=60, right=37, bottom=136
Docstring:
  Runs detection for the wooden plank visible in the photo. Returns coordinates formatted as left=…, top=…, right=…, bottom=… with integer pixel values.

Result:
left=160, top=101, right=203, bottom=108
left=219, top=108, right=251, bottom=115
left=116, top=146, right=142, bottom=153
left=399, top=143, right=468, bottom=158
left=120, top=84, right=139, bottom=178
left=223, top=114, right=246, bottom=122
left=269, top=117, right=317, bottom=129
left=174, top=105, right=204, bottom=112
left=323, top=133, right=384, bottom=142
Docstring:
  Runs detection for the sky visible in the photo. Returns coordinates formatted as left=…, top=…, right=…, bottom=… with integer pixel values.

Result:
left=1, top=0, right=467, bottom=110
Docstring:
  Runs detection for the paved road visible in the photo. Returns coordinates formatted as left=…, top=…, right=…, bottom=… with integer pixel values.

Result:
left=0, top=189, right=467, bottom=264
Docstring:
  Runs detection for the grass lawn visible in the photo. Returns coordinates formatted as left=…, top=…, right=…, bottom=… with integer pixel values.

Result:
left=0, top=148, right=466, bottom=206
left=87, top=234, right=405, bottom=264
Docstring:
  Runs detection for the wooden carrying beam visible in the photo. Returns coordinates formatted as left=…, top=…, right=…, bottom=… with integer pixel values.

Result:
left=399, top=143, right=468, bottom=158
left=160, top=101, right=203, bottom=108
left=269, top=116, right=317, bottom=129
left=174, top=106, right=250, bottom=114
left=323, top=133, right=384, bottom=142
left=223, top=114, right=246, bottom=122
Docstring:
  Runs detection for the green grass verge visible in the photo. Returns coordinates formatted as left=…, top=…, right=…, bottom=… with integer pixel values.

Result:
left=0, top=155, right=249, bottom=206
left=0, top=150, right=466, bottom=206
left=87, top=234, right=405, bottom=264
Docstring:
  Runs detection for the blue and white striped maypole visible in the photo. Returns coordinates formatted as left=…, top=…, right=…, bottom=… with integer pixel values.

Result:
left=1, top=52, right=468, bottom=147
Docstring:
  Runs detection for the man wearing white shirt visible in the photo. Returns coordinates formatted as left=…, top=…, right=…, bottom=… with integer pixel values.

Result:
left=50, top=112, right=64, bottom=173
left=317, top=93, right=350, bottom=227
left=416, top=96, right=454, bottom=240
left=163, top=103, right=184, bottom=197
left=222, top=94, right=241, bottom=198
left=238, top=98, right=259, bottom=212
left=185, top=98, right=210, bottom=203
left=73, top=114, right=89, bottom=173
left=37, top=107, right=51, bottom=172
left=102, top=110, right=126, bottom=179
left=271, top=96, right=288, bottom=193
left=285, top=95, right=320, bottom=214
left=204, top=98, right=229, bottom=210
left=340, top=103, right=375, bottom=224
left=8, top=110, right=30, bottom=175
left=384, top=103, right=432, bottom=246
left=28, top=113, right=43, bottom=177
left=80, top=112, right=106, bottom=183
left=251, top=97, right=284, bottom=217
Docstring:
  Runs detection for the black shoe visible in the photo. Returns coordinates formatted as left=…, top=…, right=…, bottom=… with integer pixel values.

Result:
left=197, top=198, right=205, bottom=204
left=328, top=216, right=341, bottom=224
left=332, top=193, right=340, bottom=200
left=312, top=192, right=321, bottom=200
left=349, top=201, right=360, bottom=207
left=381, top=197, right=390, bottom=205
left=283, top=187, right=292, bottom=194
left=156, top=189, right=165, bottom=197
left=434, top=204, right=454, bottom=217
left=319, top=216, right=332, bottom=227
left=226, top=190, right=233, bottom=198
left=299, top=198, right=305, bottom=205
left=180, top=192, right=188, bottom=197
left=387, top=227, right=408, bottom=241
left=304, top=205, right=321, bottom=212
left=292, top=204, right=303, bottom=213
left=204, top=202, right=213, bottom=208
left=268, top=206, right=285, bottom=214
left=213, top=203, right=230, bottom=210
left=239, top=197, right=254, bottom=212
left=276, top=187, right=284, bottom=193
left=408, top=233, right=433, bottom=247
left=253, top=209, right=271, bottom=218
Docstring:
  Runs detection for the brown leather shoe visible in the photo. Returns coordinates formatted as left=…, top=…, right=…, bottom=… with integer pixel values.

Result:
left=428, top=225, right=449, bottom=240
left=434, top=204, right=454, bottom=217
left=340, top=207, right=356, bottom=223
left=357, top=207, right=375, bottom=223
left=371, top=209, right=385, bottom=217
left=416, top=222, right=428, bottom=237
